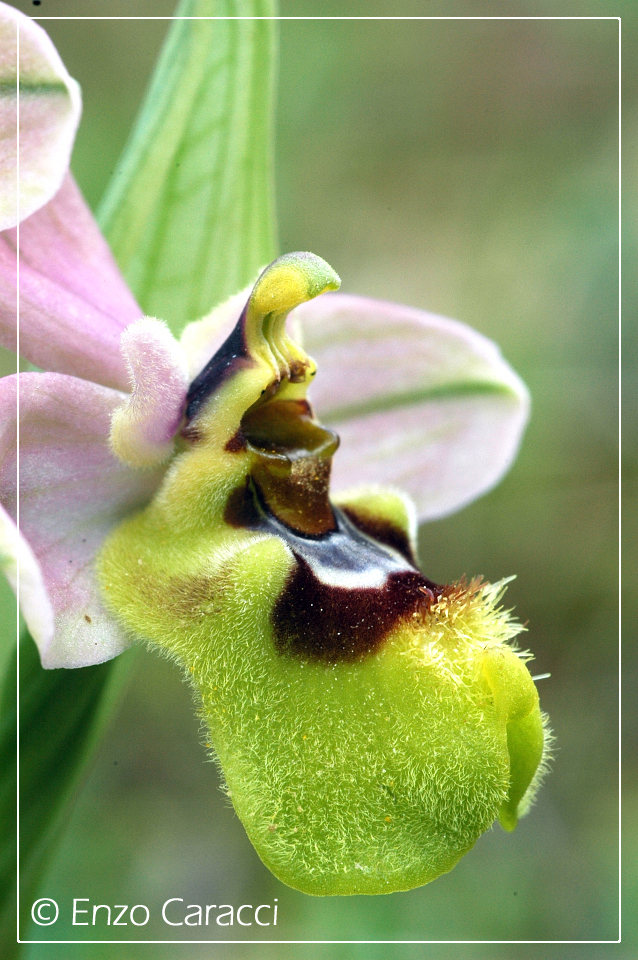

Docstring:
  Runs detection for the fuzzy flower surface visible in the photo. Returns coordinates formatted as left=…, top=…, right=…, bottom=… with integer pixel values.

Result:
left=0, top=5, right=550, bottom=897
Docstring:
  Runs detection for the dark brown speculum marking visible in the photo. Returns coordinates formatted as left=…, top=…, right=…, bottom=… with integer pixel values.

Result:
left=225, top=476, right=441, bottom=663
left=273, top=561, right=435, bottom=662
left=265, top=505, right=440, bottom=662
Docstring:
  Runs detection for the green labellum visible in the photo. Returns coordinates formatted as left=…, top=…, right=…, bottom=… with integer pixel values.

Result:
left=99, top=253, right=550, bottom=895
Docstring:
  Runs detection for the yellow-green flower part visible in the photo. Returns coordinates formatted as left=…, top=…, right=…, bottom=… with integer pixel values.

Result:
left=99, top=252, right=550, bottom=896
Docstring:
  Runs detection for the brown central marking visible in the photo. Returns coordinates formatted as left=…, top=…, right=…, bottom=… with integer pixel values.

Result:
left=224, top=478, right=442, bottom=663
left=273, top=560, right=435, bottom=662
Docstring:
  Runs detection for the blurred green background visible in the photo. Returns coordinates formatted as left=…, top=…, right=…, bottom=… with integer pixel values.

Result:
left=1, top=2, right=624, bottom=957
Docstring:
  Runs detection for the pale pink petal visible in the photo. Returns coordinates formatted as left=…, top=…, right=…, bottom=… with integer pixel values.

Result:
left=0, top=372, right=164, bottom=668
left=110, top=318, right=189, bottom=468
left=0, top=4, right=81, bottom=228
left=0, top=500, right=54, bottom=649
left=295, top=293, right=529, bottom=521
left=0, top=176, right=141, bottom=388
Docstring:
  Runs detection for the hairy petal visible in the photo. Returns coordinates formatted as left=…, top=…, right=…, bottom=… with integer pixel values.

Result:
left=296, top=293, right=530, bottom=520
left=0, top=3, right=81, bottom=229
left=110, top=318, right=189, bottom=468
left=0, top=176, right=141, bottom=388
left=0, top=372, right=164, bottom=667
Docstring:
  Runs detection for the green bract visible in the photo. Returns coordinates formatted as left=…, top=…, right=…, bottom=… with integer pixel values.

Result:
left=99, top=252, right=549, bottom=896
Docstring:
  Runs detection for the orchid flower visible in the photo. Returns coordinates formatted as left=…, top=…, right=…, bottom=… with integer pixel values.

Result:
left=0, top=5, right=550, bottom=897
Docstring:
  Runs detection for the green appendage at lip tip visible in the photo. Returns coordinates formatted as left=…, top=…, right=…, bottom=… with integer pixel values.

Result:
left=481, top=644, right=551, bottom=832
left=498, top=707, right=547, bottom=831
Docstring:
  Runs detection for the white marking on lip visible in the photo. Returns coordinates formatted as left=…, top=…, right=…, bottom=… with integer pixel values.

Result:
left=265, top=507, right=415, bottom=589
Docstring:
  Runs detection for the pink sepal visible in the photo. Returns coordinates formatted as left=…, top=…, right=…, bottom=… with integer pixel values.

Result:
left=0, top=5, right=81, bottom=229
left=0, top=177, right=142, bottom=390
left=0, top=372, right=164, bottom=667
